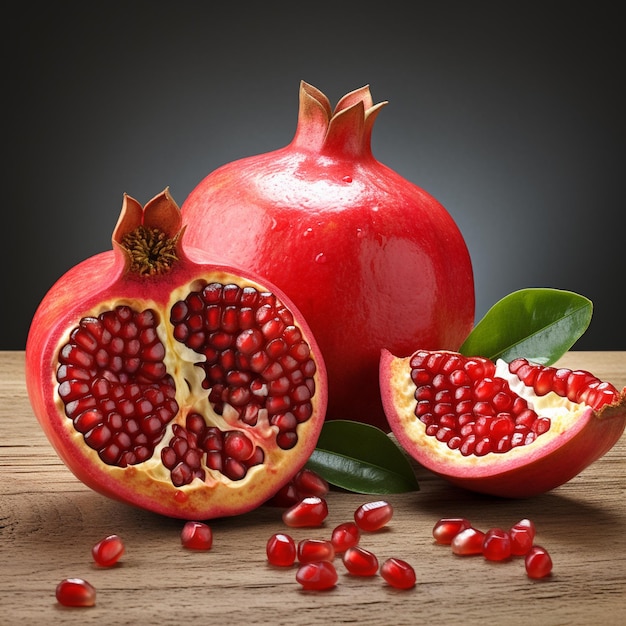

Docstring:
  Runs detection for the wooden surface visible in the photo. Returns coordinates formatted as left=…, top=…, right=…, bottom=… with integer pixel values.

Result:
left=2, top=350, right=625, bottom=625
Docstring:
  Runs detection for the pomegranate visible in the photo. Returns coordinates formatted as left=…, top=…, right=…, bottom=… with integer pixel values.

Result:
left=181, top=81, right=474, bottom=430
left=25, top=189, right=327, bottom=520
left=380, top=349, right=626, bottom=497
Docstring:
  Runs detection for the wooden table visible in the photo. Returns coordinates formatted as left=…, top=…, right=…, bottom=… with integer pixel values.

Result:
left=2, top=351, right=625, bottom=625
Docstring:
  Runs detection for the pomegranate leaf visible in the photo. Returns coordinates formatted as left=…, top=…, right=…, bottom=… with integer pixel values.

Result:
left=307, top=420, right=419, bottom=494
left=459, top=288, right=592, bottom=365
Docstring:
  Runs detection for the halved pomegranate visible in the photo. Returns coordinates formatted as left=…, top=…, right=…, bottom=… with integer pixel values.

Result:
left=25, top=189, right=327, bottom=519
left=379, top=349, right=626, bottom=497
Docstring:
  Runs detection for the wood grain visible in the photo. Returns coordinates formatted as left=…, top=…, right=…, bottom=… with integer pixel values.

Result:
left=2, top=351, right=625, bottom=625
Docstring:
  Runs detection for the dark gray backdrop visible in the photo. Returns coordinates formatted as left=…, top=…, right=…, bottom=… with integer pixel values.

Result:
left=5, top=2, right=624, bottom=351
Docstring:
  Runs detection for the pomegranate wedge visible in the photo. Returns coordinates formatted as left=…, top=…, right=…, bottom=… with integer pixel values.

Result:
left=380, top=349, right=626, bottom=497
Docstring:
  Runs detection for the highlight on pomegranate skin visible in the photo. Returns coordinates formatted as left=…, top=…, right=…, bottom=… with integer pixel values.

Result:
left=25, top=189, right=328, bottom=521
left=380, top=348, right=626, bottom=497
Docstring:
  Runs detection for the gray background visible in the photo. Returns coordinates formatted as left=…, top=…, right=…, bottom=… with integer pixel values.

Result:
left=5, top=2, right=624, bottom=351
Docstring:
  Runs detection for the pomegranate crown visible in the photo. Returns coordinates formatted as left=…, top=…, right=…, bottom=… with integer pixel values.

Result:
left=291, top=81, right=388, bottom=159
left=113, top=188, right=186, bottom=276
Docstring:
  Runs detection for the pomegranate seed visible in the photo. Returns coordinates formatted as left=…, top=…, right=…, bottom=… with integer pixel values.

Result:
left=266, top=533, right=296, bottom=567
left=282, top=496, right=329, bottom=528
left=91, top=534, right=125, bottom=567
left=267, top=468, right=329, bottom=507
left=432, top=518, right=471, bottom=545
left=331, top=521, right=360, bottom=552
left=354, top=500, right=393, bottom=531
left=55, top=578, right=96, bottom=607
left=380, top=558, right=416, bottom=590
left=525, top=545, right=553, bottom=579
left=509, top=519, right=536, bottom=556
left=297, top=538, right=335, bottom=563
left=266, top=481, right=301, bottom=507
left=295, top=560, right=338, bottom=590
left=293, top=468, right=329, bottom=498
left=451, top=527, right=486, bottom=555
left=181, top=521, right=213, bottom=550
left=342, top=546, right=379, bottom=577
left=482, top=528, right=512, bottom=561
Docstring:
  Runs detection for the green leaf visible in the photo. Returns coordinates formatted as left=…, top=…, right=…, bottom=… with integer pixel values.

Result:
left=459, top=288, right=593, bottom=365
left=308, top=420, right=419, bottom=494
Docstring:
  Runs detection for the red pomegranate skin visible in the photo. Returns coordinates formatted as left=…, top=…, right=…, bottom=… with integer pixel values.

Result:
left=25, top=190, right=327, bottom=519
left=181, top=81, right=475, bottom=430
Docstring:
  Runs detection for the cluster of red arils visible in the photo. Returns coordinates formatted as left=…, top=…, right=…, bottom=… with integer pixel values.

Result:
left=432, top=517, right=553, bottom=579
left=270, top=497, right=416, bottom=590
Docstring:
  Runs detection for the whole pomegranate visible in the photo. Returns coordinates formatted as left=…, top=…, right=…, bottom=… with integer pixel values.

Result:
left=380, top=349, right=626, bottom=497
left=25, top=189, right=327, bottom=519
left=181, top=81, right=474, bottom=430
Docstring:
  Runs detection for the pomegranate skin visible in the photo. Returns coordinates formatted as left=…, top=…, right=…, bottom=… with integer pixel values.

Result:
left=25, top=190, right=327, bottom=520
left=380, top=349, right=626, bottom=497
left=181, top=81, right=474, bottom=430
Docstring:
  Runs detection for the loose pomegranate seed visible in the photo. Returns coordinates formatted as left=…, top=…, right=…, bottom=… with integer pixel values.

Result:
left=380, top=558, right=416, bottom=590
left=295, top=560, right=338, bottom=590
left=282, top=496, right=329, bottom=528
left=297, top=538, right=335, bottom=563
left=266, top=533, right=296, bottom=567
left=293, top=468, right=329, bottom=499
left=266, top=468, right=329, bottom=507
left=55, top=578, right=96, bottom=607
left=354, top=500, right=393, bottom=531
left=509, top=518, right=536, bottom=556
left=432, top=518, right=471, bottom=545
left=91, top=534, right=125, bottom=567
left=525, top=545, right=553, bottom=579
left=451, top=527, right=486, bottom=555
left=342, top=546, right=379, bottom=577
left=181, top=521, right=213, bottom=550
left=266, top=481, right=301, bottom=507
left=482, top=528, right=512, bottom=561
left=331, top=521, right=360, bottom=552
